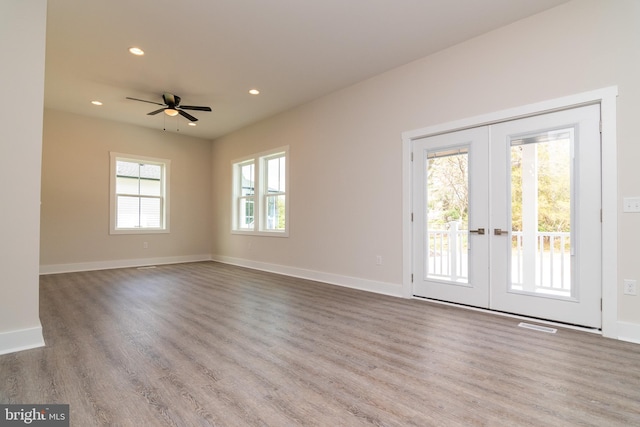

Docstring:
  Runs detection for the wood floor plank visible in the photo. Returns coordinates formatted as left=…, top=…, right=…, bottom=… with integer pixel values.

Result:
left=1, top=261, right=639, bottom=426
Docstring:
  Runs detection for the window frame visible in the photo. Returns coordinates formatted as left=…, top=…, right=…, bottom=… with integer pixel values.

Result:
left=110, top=152, right=171, bottom=235
left=232, top=146, right=289, bottom=237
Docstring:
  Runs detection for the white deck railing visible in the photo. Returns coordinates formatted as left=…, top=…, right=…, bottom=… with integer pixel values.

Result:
left=510, top=231, right=571, bottom=295
left=427, top=224, right=469, bottom=283
left=427, top=223, right=571, bottom=295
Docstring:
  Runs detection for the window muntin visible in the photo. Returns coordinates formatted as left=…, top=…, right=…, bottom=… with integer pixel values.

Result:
left=110, top=153, right=170, bottom=234
left=232, top=147, right=288, bottom=236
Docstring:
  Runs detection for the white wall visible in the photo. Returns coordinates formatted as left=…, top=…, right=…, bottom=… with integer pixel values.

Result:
left=0, top=0, right=47, bottom=354
left=211, top=0, right=640, bottom=337
left=40, top=110, right=213, bottom=273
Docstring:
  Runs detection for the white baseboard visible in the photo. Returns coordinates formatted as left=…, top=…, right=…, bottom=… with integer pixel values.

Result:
left=211, top=255, right=404, bottom=298
left=40, top=254, right=212, bottom=275
left=617, top=321, right=640, bottom=344
left=0, top=326, right=45, bottom=355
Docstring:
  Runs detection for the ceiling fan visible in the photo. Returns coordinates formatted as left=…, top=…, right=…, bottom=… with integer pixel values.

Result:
left=126, top=93, right=211, bottom=122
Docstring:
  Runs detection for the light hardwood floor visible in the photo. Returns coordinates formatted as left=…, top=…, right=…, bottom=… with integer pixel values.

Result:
left=1, top=262, right=639, bottom=426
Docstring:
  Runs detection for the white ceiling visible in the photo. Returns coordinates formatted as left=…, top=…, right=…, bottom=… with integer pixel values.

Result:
left=44, top=0, right=570, bottom=140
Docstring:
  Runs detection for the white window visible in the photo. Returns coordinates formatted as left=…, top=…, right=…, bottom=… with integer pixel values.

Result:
left=236, top=160, right=255, bottom=230
left=232, top=146, right=288, bottom=236
left=110, top=152, right=170, bottom=234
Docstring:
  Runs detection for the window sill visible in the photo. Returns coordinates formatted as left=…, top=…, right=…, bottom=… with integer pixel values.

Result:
left=231, top=229, right=289, bottom=238
left=110, top=228, right=170, bottom=235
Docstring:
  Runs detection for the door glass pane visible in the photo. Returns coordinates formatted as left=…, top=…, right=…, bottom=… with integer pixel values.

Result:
left=510, top=129, right=573, bottom=297
left=426, top=148, right=469, bottom=283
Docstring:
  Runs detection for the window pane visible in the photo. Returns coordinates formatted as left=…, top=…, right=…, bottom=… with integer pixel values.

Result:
left=265, top=195, right=285, bottom=230
left=139, top=164, right=161, bottom=180
left=116, top=161, right=162, bottom=196
left=266, top=156, right=285, bottom=193
left=238, top=197, right=254, bottom=229
left=241, top=163, right=255, bottom=196
left=140, top=197, right=161, bottom=228
left=116, top=160, right=139, bottom=178
left=117, top=196, right=140, bottom=228
left=116, top=196, right=161, bottom=228
left=116, top=176, right=140, bottom=194
left=140, top=178, right=161, bottom=196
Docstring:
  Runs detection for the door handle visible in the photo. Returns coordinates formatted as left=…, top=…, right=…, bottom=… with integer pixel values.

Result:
left=469, top=228, right=485, bottom=235
left=494, top=228, right=509, bottom=236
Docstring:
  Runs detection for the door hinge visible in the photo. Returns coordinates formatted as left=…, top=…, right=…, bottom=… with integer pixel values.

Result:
left=599, top=120, right=603, bottom=133
left=411, top=152, right=414, bottom=161
left=411, top=274, right=414, bottom=283
left=411, top=212, right=414, bottom=222
left=601, top=298, right=603, bottom=311
left=600, top=209, right=603, bottom=222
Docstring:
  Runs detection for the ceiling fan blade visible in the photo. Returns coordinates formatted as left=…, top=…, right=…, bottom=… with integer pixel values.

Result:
left=147, top=108, right=166, bottom=115
left=163, top=93, right=177, bottom=107
left=126, top=97, right=165, bottom=106
left=180, top=105, right=212, bottom=112
left=178, top=110, right=198, bottom=122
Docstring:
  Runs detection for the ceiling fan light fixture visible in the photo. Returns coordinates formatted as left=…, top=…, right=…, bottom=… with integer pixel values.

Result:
left=126, top=93, right=211, bottom=124
left=91, top=100, right=103, bottom=106
left=188, top=122, right=196, bottom=126
left=128, top=47, right=145, bottom=56
left=249, top=89, right=260, bottom=95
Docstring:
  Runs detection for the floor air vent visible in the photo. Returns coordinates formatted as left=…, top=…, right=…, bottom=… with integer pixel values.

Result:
left=518, top=322, right=557, bottom=334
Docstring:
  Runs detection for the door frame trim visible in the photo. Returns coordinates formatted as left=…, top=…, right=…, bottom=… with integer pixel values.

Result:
left=401, top=86, right=618, bottom=338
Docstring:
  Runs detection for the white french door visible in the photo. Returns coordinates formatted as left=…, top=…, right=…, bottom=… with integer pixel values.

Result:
left=412, top=104, right=602, bottom=328
left=412, top=127, right=490, bottom=308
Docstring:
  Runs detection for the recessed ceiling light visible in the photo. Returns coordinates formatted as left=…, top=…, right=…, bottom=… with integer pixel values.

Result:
left=188, top=122, right=196, bottom=127
left=249, top=89, right=260, bottom=95
left=91, top=100, right=103, bottom=106
left=129, top=47, right=144, bottom=56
